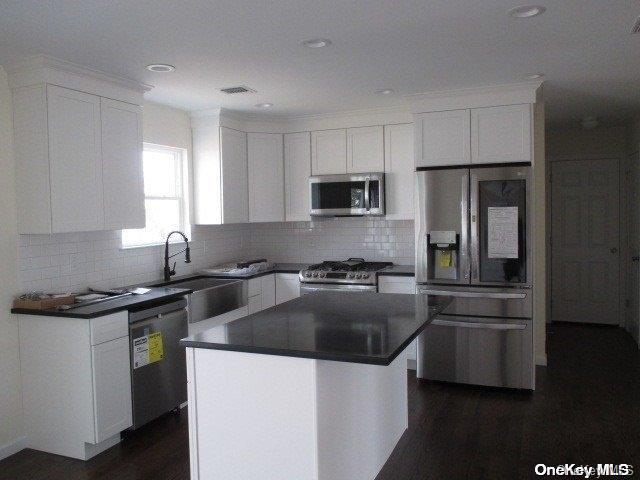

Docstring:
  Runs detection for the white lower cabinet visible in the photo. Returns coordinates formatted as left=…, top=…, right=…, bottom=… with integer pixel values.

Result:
left=19, top=311, right=132, bottom=460
left=275, top=273, right=301, bottom=304
left=378, top=275, right=417, bottom=368
left=247, top=274, right=276, bottom=313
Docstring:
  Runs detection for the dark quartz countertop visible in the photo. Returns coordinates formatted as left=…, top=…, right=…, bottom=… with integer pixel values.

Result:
left=11, top=287, right=191, bottom=319
left=180, top=291, right=449, bottom=365
left=377, top=265, right=415, bottom=277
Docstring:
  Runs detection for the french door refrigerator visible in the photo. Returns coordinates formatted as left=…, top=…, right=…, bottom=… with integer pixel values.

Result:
left=415, top=165, right=534, bottom=389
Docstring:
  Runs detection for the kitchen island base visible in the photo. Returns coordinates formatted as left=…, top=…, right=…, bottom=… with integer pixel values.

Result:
left=186, top=347, right=408, bottom=480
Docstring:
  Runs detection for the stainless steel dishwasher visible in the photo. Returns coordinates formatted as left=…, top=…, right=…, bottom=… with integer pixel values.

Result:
left=128, top=298, right=188, bottom=429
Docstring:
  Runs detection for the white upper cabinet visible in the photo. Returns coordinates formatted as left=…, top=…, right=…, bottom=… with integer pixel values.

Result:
left=414, top=109, right=471, bottom=167
left=346, top=126, right=384, bottom=173
left=47, top=86, right=104, bottom=233
left=471, top=104, right=532, bottom=164
left=284, top=132, right=311, bottom=221
left=220, top=127, right=249, bottom=224
left=384, top=124, right=414, bottom=220
left=101, top=98, right=145, bottom=230
left=248, top=133, right=284, bottom=223
left=311, top=129, right=347, bottom=175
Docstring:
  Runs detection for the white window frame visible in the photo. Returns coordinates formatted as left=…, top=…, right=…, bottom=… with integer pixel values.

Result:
left=121, top=143, right=191, bottom=248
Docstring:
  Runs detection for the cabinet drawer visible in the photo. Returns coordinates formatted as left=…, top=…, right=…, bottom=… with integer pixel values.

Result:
left=90, top=312, right=128, bottom=346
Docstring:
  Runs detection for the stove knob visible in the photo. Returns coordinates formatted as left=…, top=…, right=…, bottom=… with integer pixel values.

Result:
left=320, top=272, right=325, bottom=277
left=355, top=274, right=362, bottom=279
left=304, top=272, right=310, bottom=277
left=313, top=272, right=319, bottom=277
left=347, top=273, right=354, bottom=278
left=362, top=273, right=370, bottom=279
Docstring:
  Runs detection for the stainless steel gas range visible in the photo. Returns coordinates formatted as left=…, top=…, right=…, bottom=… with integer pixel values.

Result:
left=299, top=258, right=392, bottom=293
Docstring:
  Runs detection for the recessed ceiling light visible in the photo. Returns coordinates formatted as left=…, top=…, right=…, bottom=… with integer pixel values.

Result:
left=300, top=38, right=332, bottom=48
left=525, top=73, right=545, bottom=80
left=375, top=88, right=395, bottom=95
left=255, top=103, right=273, bottom=108
left=508, top=5, right=546, bottom=18
left=146, top=63, right=175, bottom=72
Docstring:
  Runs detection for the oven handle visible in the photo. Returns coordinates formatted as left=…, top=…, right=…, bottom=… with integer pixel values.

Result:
left=364, top=176, right=370, bottom=211
left=419, top=289, right=526, bottom=299
left=431, top=318, right=526, bottom=330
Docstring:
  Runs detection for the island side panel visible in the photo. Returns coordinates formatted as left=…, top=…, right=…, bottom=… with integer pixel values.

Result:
left=188, top=349, right=319, bottom=480
left=315, top=351, right=408, bottom=480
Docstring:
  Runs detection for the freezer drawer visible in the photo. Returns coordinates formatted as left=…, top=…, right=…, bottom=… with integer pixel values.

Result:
left=417, top=315, right=533, bottom=389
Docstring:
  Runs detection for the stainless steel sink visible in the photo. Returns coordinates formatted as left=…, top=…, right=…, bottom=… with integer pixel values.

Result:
left=153, top=276, right=247, bottom=324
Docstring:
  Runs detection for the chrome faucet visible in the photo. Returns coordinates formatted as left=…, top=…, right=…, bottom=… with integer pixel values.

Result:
left=164, top=231, right=191, bottom=281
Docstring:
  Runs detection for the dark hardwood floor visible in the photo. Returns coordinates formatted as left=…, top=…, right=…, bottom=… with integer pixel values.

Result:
left=2, top=323, right=638, bottom=480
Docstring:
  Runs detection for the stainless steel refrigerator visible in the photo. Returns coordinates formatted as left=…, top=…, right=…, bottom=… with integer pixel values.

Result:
left=415, top=165, right=534, bottom=389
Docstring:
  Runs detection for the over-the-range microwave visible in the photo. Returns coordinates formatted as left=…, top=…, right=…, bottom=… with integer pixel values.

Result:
left=309, top=173, right=385, bottom=216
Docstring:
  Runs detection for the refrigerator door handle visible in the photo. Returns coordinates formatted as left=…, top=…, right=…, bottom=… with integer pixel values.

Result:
left=431, top=318, right=527, bottom=330
left=420, top=289, right=527, bottom=299
left=469, top=172, right=480, bottom=282
left=460, top=172, right=470, bottom=280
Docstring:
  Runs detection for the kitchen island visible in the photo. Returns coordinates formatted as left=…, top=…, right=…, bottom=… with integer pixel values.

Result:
left=180, top=291, right=448, bottom=480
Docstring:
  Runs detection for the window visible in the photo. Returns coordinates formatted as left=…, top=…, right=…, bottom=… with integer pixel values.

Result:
left=122, top=144, right=190, bottom=248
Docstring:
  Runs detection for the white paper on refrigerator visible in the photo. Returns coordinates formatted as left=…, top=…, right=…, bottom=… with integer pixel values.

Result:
left=487, top=206, right=519, bottom=258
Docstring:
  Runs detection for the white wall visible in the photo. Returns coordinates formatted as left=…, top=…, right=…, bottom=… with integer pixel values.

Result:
left=0, top=67, right=24, bottom=457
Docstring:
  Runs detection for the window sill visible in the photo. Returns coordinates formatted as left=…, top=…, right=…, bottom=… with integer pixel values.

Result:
left=120, top=239, right=186, bottom=250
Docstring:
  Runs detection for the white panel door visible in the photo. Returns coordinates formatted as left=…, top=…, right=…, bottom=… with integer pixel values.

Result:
left=311, top=129, right=347, bottom=175
left=414, top=110, right=470, bottom=167
left=261, top=274, right=276, bottom=309
left=276, top=273, right=301, bottom=305
left=284, top=132, right=311, bottom=221
left=101, top=98, right=145, bottom=230
left=47, top=85, right=103, bottom=232
left=248, top=133, right=284, bottom=222
left=384, top=124, right=414, bottom=220
left=91, top=336, right=132, bottom=443
left=471, top=104, right=531, bottom=164
left=551, top=159, right=620, bottom=324
left=347, top=126, right=384, bottom=173
left=220, top=127, right=248, bottom=224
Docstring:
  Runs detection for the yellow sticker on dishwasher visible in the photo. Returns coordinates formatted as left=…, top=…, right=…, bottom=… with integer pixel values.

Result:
left=148, top=332, right=164, bottom=363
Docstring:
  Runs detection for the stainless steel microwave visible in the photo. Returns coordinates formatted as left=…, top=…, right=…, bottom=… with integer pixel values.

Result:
left=309, top=173, right=385, bottom=216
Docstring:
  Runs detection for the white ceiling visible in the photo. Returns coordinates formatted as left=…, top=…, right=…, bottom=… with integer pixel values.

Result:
left=0, top=0, right=639, bottom=126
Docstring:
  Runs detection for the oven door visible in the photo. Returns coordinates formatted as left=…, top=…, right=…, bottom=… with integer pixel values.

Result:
left=309, top=173, right=385, bottom=216
left=300, top=284, right=377, bottom=294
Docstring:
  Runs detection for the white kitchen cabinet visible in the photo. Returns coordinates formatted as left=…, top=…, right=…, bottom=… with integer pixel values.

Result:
left=193, top=126, right=249, bottom=225
left=261, top=274, right=276, bottom=309
left=11, top=83, right=145, bottom=234
left=276, top=273, right=301, bottom=304
left=378, top=275, right=417, bottom=367
left=247, top=274, right=276, bottom=313
left=347, top=126, right=384, bottom=173
left=248, top=133, right=285, bottom=222
left=221, top=127, right=249, bottom=223
left=414, top=109, right=470, bottom=167
left=19, top=311, right=132, bottom=460
left=384, top=124, right=414, bottom=220
left=284, top=132, right=311, bottom=221
left=311, top=129, right=347, bottom=175
left=101, top=98, right=145, bottom=230
left=47, top=85, right=104, bottom=233
left=91, top=336, right=133, bottom=443
left=471, top=104, right=532, bottom=164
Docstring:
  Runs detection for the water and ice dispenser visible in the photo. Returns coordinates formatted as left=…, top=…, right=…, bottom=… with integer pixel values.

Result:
left=427, top=230, right=459, bottom=281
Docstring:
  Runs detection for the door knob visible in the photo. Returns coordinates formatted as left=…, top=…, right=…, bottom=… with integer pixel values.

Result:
left=610, top=247, right=618, bottom=254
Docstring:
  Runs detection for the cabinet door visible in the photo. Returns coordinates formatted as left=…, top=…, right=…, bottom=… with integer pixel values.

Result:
left=248, top=133, right=285, bottom=222
left=384, top=124, right=414, bottom=220
left=91, top=336, right=132, bottom=443
left=101, top=98, right=145, bottom=230
left=248, top=294, right=262, bottom=314
left=284, top=132, right=311, bottom=221
left=311, top=129, right=347, bottom=175
left=261, top=274, right=276, bottom=309
left=471, top=104, right=532, bottom=164
left=220, top=127, right=248, bottom=223
left=276, top=273, right=300, bottom=305
left=47, top=85, right=103, bottom=232
left=414, top=110, right=470, bottom=167
left=347, top=126, right=384, bottom=173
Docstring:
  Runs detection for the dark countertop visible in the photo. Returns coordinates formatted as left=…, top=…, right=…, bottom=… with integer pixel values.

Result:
left=11, top=287, right=191, bottom=319
left=378, top=265, right=415, bottom=277
left=180, top=291, right=449, bottom=365
left=200, top=263, right=308, bottom=280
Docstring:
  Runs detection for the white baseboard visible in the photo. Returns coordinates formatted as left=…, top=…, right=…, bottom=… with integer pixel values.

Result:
left=536, top=354, right=547, bottom=366
left=0, top=435, right=27, bottom=461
